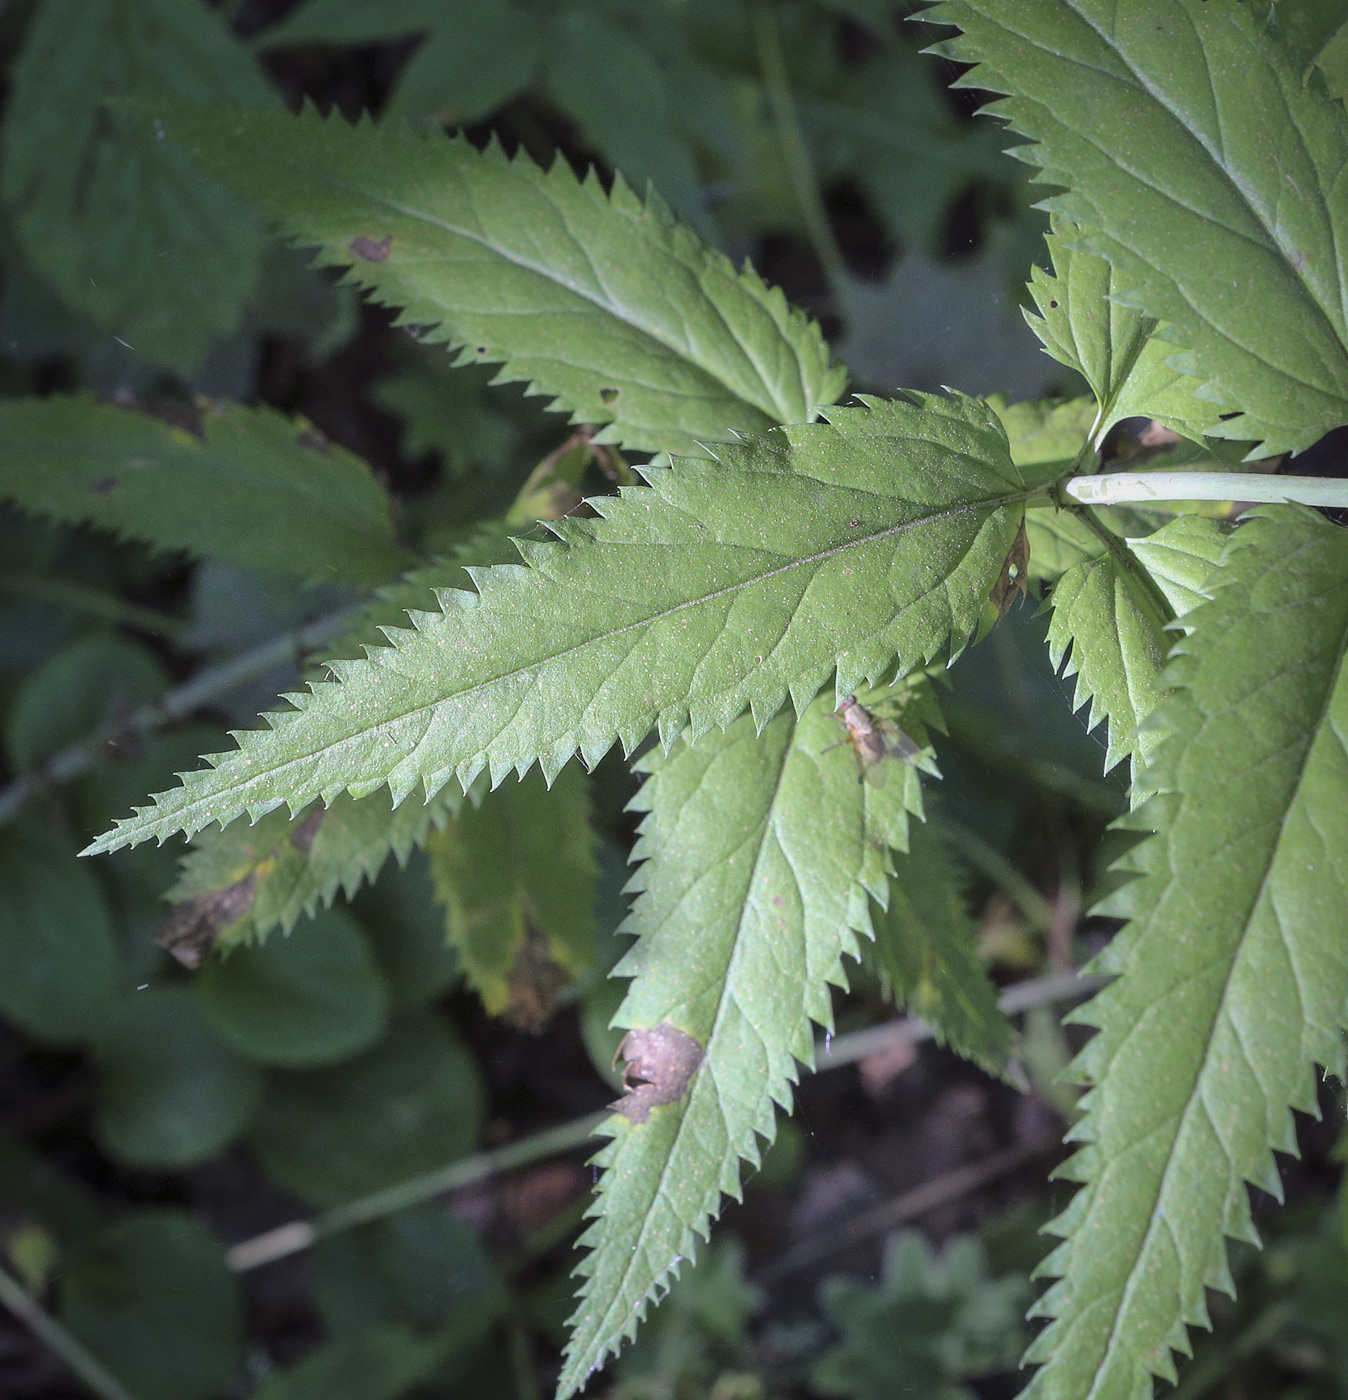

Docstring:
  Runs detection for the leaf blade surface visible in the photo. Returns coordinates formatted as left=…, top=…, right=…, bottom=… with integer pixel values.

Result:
left=146, top=96, right=843, bottom=456
left=88, top=396, right=1031, bottom=854
left=1028, top=506, right=1348, bottom=1400
left=559, top=685, right=926, bottom=1395
left=930, top=0, right=1348, bottom=455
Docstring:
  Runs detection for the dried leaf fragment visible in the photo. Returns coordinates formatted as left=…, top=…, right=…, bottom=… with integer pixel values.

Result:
left=155, top=873, right=256, bottom=967
left=990, top=518, right=1030, bottom=620
left=610, top=1023, right=704, bottom=1124
left=504, top=922, right=570, bottom=1033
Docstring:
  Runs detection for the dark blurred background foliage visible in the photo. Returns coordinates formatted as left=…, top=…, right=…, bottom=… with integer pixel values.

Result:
left=0, top=2, right=1343, bottom=1398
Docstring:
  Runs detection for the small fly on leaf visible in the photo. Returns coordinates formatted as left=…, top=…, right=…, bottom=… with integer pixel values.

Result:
left=828, top=695, right=922, bottom=785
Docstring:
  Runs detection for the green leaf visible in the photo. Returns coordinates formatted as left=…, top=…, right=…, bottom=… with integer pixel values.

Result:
left=0, top=396, right=409, bottom=586
left=0, top=821, right=120, bottom=1045
left=426, top=765, right=596, bottom=1028
left=558, top=682, right=927, bottom=1396
left=613, top=1238, right=761, bottom=1392
left=194, top=905, right=389, bottom=1068
left=543, top=9, right=714, bottom=238
left=1024, top=216, right=1222, bottom=445
left=813, top=1230, right=1028, bottom=1400
left=249, top=1011, right=483, bottom=1206
left=993, top=395, right=1095, bottom=481
left=89, top=394, right=1033, bottom=855
left=370, top=361, right=528, bottom=483
left=145, top=94, right=843, bottom=457
left=871, top=816, right=1010, bottom=1075
left=167, top=787, right=460, bottom=954
left=1027, top=506, right=1348, bottom=1400
left=992, top=396, right=1103, bottom=582
left=0, top=0, right=270, bottom=371
left=6, top=633, right=167, bottom=772
left=60, top=1210, right=242, bottom=1400
left=93, top=986, right=262, bottom=1169
left=351, top=852, right=460, bottom=1012
left=1127, top=514, right=1230, bottom=621
left=928, top=1, right=1348, bottom=456
left=312, top=1204, right=502, bottom=1334
left=1045, top=514, right=1225, bottom=785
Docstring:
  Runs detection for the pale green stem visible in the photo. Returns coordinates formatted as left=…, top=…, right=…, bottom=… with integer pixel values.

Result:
left=1067, top=471, right=1348, bottom=508
left=227, top=1111, right=608, bottom=1271
left=0, top=1264, right=141, bottom=1400
left=750, top=0, right=848, bottom=287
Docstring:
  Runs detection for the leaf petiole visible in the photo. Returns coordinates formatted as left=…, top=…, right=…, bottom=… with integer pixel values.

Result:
left=1067, top=471, right=1348, bottom=508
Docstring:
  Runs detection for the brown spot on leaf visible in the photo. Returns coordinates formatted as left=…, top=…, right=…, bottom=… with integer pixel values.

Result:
left=155, top=874, right=257, bottom=968
left=990, top=518, right=1030, bottom=622
left=349, top=234, right=393, bottom=263
left=610, top=1023, right=704, bottom=1124
left=503, top=923, right=570, bottom=1033
left=289, top=807, right=326, bottom=855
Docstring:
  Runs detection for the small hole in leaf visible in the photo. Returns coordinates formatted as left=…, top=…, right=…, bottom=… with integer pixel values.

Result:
left=1048, top=299, right=1059, bottom=308
left=599, top=387, right=620, bottom=405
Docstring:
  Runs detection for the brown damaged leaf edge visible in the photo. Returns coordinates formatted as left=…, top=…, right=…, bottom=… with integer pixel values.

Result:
left=610, top=1024, right=705, bottom=1124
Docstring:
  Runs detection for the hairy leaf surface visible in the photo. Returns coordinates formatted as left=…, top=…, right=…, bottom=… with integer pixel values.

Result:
left=1046, top=515, right=1223, bottom=784
left=1028, top=506, right=1348, bottom=1400
left=426, top=767, right=597, bottom=1029
left=930, top=0, right=1348, bottom=455
left=0, top=396, right=409, bottom=586
left=1, top=0, right=269, bottom=370
left=145, top=96, right=843, bottom=457
left=872, top=815, right=1009, bottom=1075
left=1025, top=218, right=1222, bottom=445
left=88, top=395, right=1034, bottom=855
left=559, top=685, right=927, bottom=1395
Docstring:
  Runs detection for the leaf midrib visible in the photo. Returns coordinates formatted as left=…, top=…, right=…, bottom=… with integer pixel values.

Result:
left=1083, top=541, right=1348, bottom=1397
left=577, top=714, right=809, bottom=1371
left=101, top=488, right=1030, bottom=843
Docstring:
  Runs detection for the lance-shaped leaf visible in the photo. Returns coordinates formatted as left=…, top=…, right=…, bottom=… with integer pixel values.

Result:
left=162, top=538, right=523, bottom=961
left=1025, top=217, right=1222, bottom=445
left=928, top=1, right=1348, bottom=456
left=140, top=95, right=844, bottom=458
left=1027, top=506, right=1348, bottom=1400
left=425, top=766, right=597, bottom=1030
left=558, top=684, right=927, bottom=1396
left=87, top=394, right=1035, bottom=856
left=0, top=396, right=409, bottom=587
left=1046, top=515, right=1226, bottom=787
left=871, top=815, right=1009, bottom=1076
